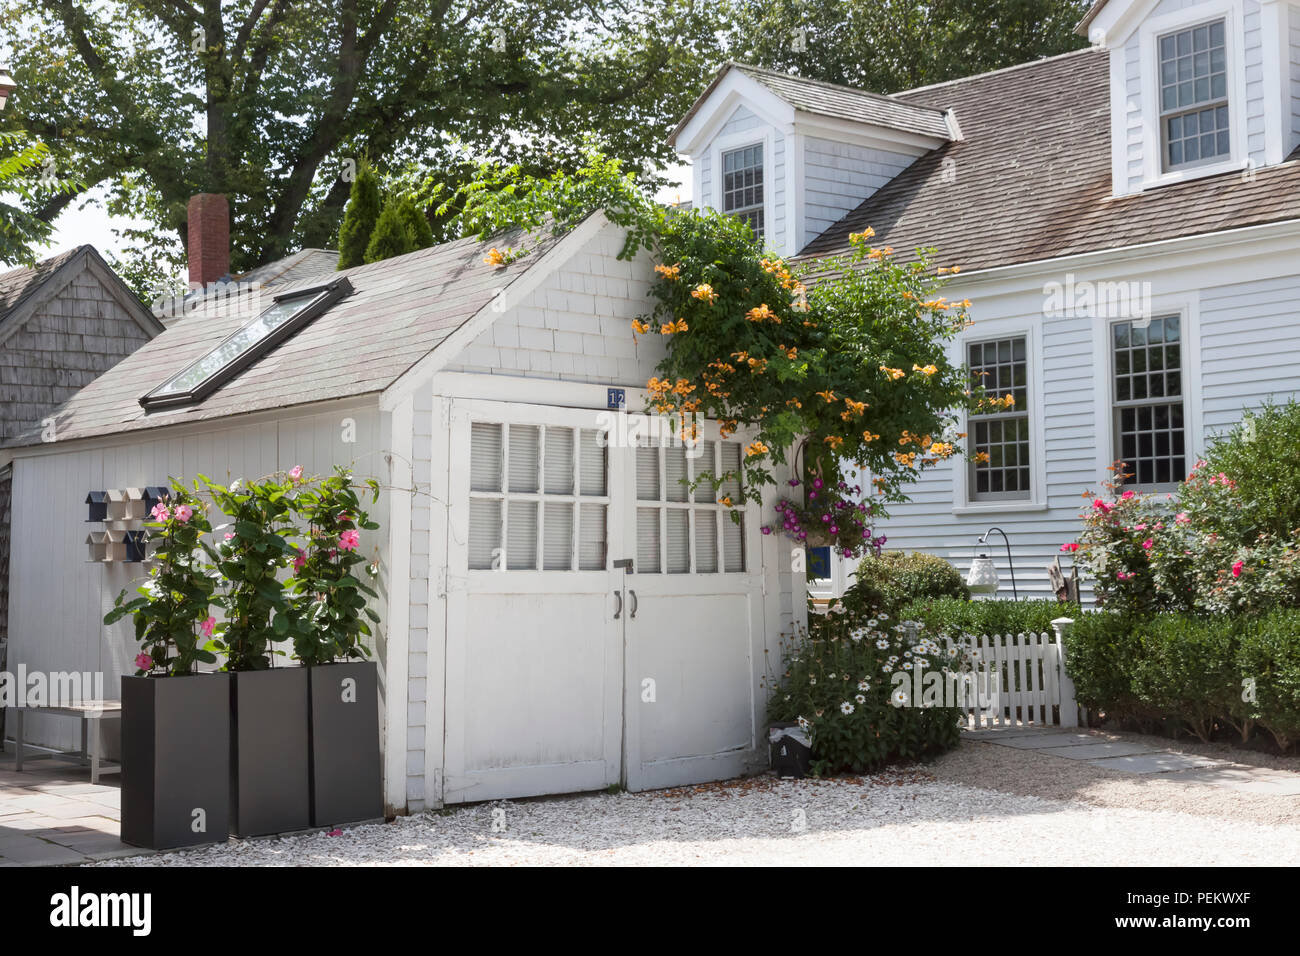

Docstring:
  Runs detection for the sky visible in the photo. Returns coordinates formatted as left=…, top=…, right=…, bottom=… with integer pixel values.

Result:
left=40, top=161, right=695, bottom=265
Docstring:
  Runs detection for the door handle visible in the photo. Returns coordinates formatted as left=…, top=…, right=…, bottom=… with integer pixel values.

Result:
left=628, top=590, right=638, bottom=619
left=613, top=590, right=623, bottom=619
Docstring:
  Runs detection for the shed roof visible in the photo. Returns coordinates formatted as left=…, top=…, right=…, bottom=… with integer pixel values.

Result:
left=799, top=48, right=1300, bottom=271
left=22, top=229, right=561, bottom=446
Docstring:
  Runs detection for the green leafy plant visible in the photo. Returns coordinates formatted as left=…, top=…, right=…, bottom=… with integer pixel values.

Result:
left=1060, top=611, right=1156, bottom=724
left=337, top=159, right=383, bottom=270
left=287, top=468, right=382, bottom=666
left=204, top=472, right=303, bottom=671
left=1130, top=614, right=1245, bottom=742
left=768, top=602, right=971, bottom=774
left=898, top=596, right=1076, bottom=638
left=1238, top=611, right=1300, bottom=750
left=843, top=551, right=969, bottom=618
left=103, top=482, right=220, bottom=676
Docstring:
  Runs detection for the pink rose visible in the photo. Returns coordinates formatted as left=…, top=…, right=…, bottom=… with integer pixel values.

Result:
left=224, top=532, right=234, bottom=541
left=339, top=529, right=360, bottom=552
left=1142, top=539, right=1153, bottom=550
left=135, top=652, right=153, bottom=671
left=1135, top=523, right=1147, bottom=531
left=174, top=504, right=193, bottom=523
left=1232, top=560, right=1244, bottom=578
left=1120, top=490, right=1135, bottom=500
left=150, top=503, right=170, bottom=521
left=1175, top=512, right=1190, bottom=524
left=289, top=465, right=304, bottom=481
left=200, top=616, right=216, bottom=637
left=1060, top=542, right=1079, bottom=553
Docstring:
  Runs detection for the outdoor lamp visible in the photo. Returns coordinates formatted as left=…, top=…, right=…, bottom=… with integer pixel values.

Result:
left=0, top=69, right=15, bottom=111
left=967, top=526, right=1019, bottom=600
left=966, top=551, right=999, bottom=595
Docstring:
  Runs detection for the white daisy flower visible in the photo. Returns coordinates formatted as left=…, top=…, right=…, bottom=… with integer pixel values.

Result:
left=882, top=664, right=893, bottom=673
left=915, top=658, right=929, bottom=668
left=879, top=613, right=890, bottom=621
left=867, top=619, right=878, bottom=628
left=840, top=701, right=854, bottom=715
left=854, top=694, right=866, bottom=704
left=892, top=689, right=909, bottom=706
left=809, top=676, right=817, bottom=685
left=947, top=647, right=959, bottom=658
left=876, top=638, right=890, bottom=649
left=857, top=680, right=870, bottom=691
left=828, top=673, right=836, bottom=679
left=902, top=661, right=913, bottom=670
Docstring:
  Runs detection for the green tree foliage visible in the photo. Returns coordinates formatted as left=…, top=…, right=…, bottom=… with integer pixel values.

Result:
left=0, top=130, right=83, bottom=267
left=364, top=194, right=417, bottom=263
left=1, top=0, right=725, bottom=290
left=720, top=0, right=1092, bottom=92
left=399, top=195, right=435, bottom=250
left=336, top=160, right=383, bottom=270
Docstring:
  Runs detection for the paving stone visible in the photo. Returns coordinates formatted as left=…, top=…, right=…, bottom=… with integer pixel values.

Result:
left=1038, top=741, right=1166, bottom=760
left=1087, top=752, right=1228, bottom=774
left=962, top=724, right=1067, bottom=739
left=0, top=840, right=89, bottom=865
left=986, top=732, right=1106, bottom=750
left=1161, top=765, right=1300, bottom=795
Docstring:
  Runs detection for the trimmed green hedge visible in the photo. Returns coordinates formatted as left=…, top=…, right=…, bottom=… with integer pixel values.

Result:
left=1062, top=608, right=1300, bottom=748
left=897, top=596, right=1076, bottom=638
left=844, top=552, right=968, bottom=618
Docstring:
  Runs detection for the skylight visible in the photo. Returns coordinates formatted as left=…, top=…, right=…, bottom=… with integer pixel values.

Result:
left=139, top=277, right=352, bottom=411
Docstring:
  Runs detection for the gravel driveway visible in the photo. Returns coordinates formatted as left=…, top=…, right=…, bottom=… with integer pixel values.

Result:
left=91, top=756, right=1300, bottom=866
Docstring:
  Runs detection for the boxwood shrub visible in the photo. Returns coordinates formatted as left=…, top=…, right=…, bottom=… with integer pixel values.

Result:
left=1238, top=612, right=1300, bottom=749
left=1129, top=614, right=1244, bottom=742
left=897, top=596, right=1077, bottom=638
left=844, top=551, right=968, bottom=618
left=1061, top=611, right=1156, bottom=724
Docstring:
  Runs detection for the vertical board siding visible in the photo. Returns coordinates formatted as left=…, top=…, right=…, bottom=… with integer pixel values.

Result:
left=7, top=404, right=388, bottom=753
left=1290, top=12, right=1300, bottom=151
left=1244, top=2, right=1267, bottom=162
left=802, top=137, right=916, bottom=248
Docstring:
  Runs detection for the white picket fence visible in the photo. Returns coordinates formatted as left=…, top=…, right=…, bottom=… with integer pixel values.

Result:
left=962, top=618, right=1079, bottom=729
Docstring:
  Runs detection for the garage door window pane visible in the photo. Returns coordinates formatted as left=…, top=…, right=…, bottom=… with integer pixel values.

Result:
left=637, top=508, right=661, bottom=573
left=468, top=498, right=501, bottom=570
left=470, top=423, right=502, bottom=492
left=579, top=504, right=607, bottom=570
left=695, top=512, right=719, bottom=572
left=543, top=502, right=572, bottom=571
left=544, top=427, right=574, bottom=495
left=509, top=425, right=539, bottom=493
left=580, top=429, right=606, bottom=496
left=666, top=510, right=690, bottom=573
left=507, top=500, right=538, bottom=569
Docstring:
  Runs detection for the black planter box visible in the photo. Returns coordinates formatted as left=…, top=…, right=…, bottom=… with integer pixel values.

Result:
left=230, top=668, right=310, bottom=837
left=121, top=673, right=230, bottom=849
left=309, top=661, right=382, bottom=827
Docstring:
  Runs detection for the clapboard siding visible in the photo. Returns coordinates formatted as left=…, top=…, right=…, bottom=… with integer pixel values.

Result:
left=7, top=403, right=389, bottom=754
left=802, top=137, right=915, bottom=250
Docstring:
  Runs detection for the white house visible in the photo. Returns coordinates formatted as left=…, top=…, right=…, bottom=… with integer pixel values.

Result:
left=671, top=0, right=1300, bottom=599
left=6, top=0, right=1300, bottom=812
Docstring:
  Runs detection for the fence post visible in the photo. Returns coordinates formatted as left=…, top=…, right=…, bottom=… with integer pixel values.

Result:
left=1051, top=617, right=1079, bottom=728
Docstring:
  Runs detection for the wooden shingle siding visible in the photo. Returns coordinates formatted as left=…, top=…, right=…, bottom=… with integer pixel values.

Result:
left=802, top=137, right=915, bottom=249
left=448, top=223, right=666, bottom=386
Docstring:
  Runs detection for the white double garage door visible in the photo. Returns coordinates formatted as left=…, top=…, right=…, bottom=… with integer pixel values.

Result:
left=440, top=399, right=770, bottom=803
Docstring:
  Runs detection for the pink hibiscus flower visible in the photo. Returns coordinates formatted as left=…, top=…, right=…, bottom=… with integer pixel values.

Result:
left=200, top=616, right=216, bottom=637
left=174, top=503, right=193, bottom=523
left=339, top=529, right=360, bottom=552
left=135, top=652, right=153, bottom=671
left=293, top=549, right=307, bottom=572
left=289, top=465, right=304, bottom=481
left=150, top=503, right=170, bottom=521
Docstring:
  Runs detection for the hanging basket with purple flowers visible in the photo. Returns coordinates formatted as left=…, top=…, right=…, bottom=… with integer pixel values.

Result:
left=762, top=474, right=887, bottom=559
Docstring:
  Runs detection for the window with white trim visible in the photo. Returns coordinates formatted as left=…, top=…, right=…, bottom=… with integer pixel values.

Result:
left=467, top=422, right=608, bottom=571
left=1159, top=19, right=1229, bottom=170
left=1112, top=316, right=1186, bottom=488
left=721, top=144, right=764, bottom=240
left=968, top=336, right=1030, bottom=500
left=636, top=439, right=745, bottom=573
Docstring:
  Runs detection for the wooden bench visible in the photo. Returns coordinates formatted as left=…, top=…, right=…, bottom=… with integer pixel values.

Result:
left=12, top=701, right=123, bottom=784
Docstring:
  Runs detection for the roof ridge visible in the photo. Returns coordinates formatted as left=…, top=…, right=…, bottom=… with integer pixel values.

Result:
left=893, top=47, right=1101, bottom=98
left=728, top=61, right=950, bottom=116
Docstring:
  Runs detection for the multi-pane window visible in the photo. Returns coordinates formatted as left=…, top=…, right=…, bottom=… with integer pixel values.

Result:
left=1159, top=20, right=1229, bottom=170
left=468, top=422, right=608, bottom=571
left=968, top=337, right=1030, bottom=500
left=721, top=144, right=764, bottom=240
left=636, top=440, right=745, bottom=574
left=1113, top=316, right=1186, bottom=487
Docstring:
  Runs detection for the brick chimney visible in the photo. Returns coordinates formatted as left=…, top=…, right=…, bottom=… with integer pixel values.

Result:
left=187, top=193, right=230, bottom=288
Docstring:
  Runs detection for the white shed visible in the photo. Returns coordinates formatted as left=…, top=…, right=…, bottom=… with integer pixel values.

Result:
left=4, top=213, right=803, bottom=814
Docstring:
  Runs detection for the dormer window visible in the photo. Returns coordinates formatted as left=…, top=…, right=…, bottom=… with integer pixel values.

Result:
left=1159, top=19, right=1229, bottom=171
left=721, top=144, right=764, bottom=240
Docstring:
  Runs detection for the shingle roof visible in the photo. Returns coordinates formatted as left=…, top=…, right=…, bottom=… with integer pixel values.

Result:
left=0, top=247, right=84, bottom=322
left=154, top=248, right=340, bottom=322
left=799, top=49, right=1300, bottom=270
left=669, top=62, right=953, bottom=145
left=28, top=229, right=559, bottom=446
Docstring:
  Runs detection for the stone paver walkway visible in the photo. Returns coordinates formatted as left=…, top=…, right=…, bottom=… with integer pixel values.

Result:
left=963, top=724, right=1300, bottom=794
left=0, top=751, right=139, bottom=866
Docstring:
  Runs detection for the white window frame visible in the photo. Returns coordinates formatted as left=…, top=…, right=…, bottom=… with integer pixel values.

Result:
left=1156, top=17, right=1231, bottom=172
left=952, top=319, right=1048, bottom=515
left=1090, top=290, right=1203, bottom=492
left=1138, top=0, right=1248, bottom=189
left=965, top=334, right=1034, bottom=503
left=709, top=126, right=775, bottom=246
